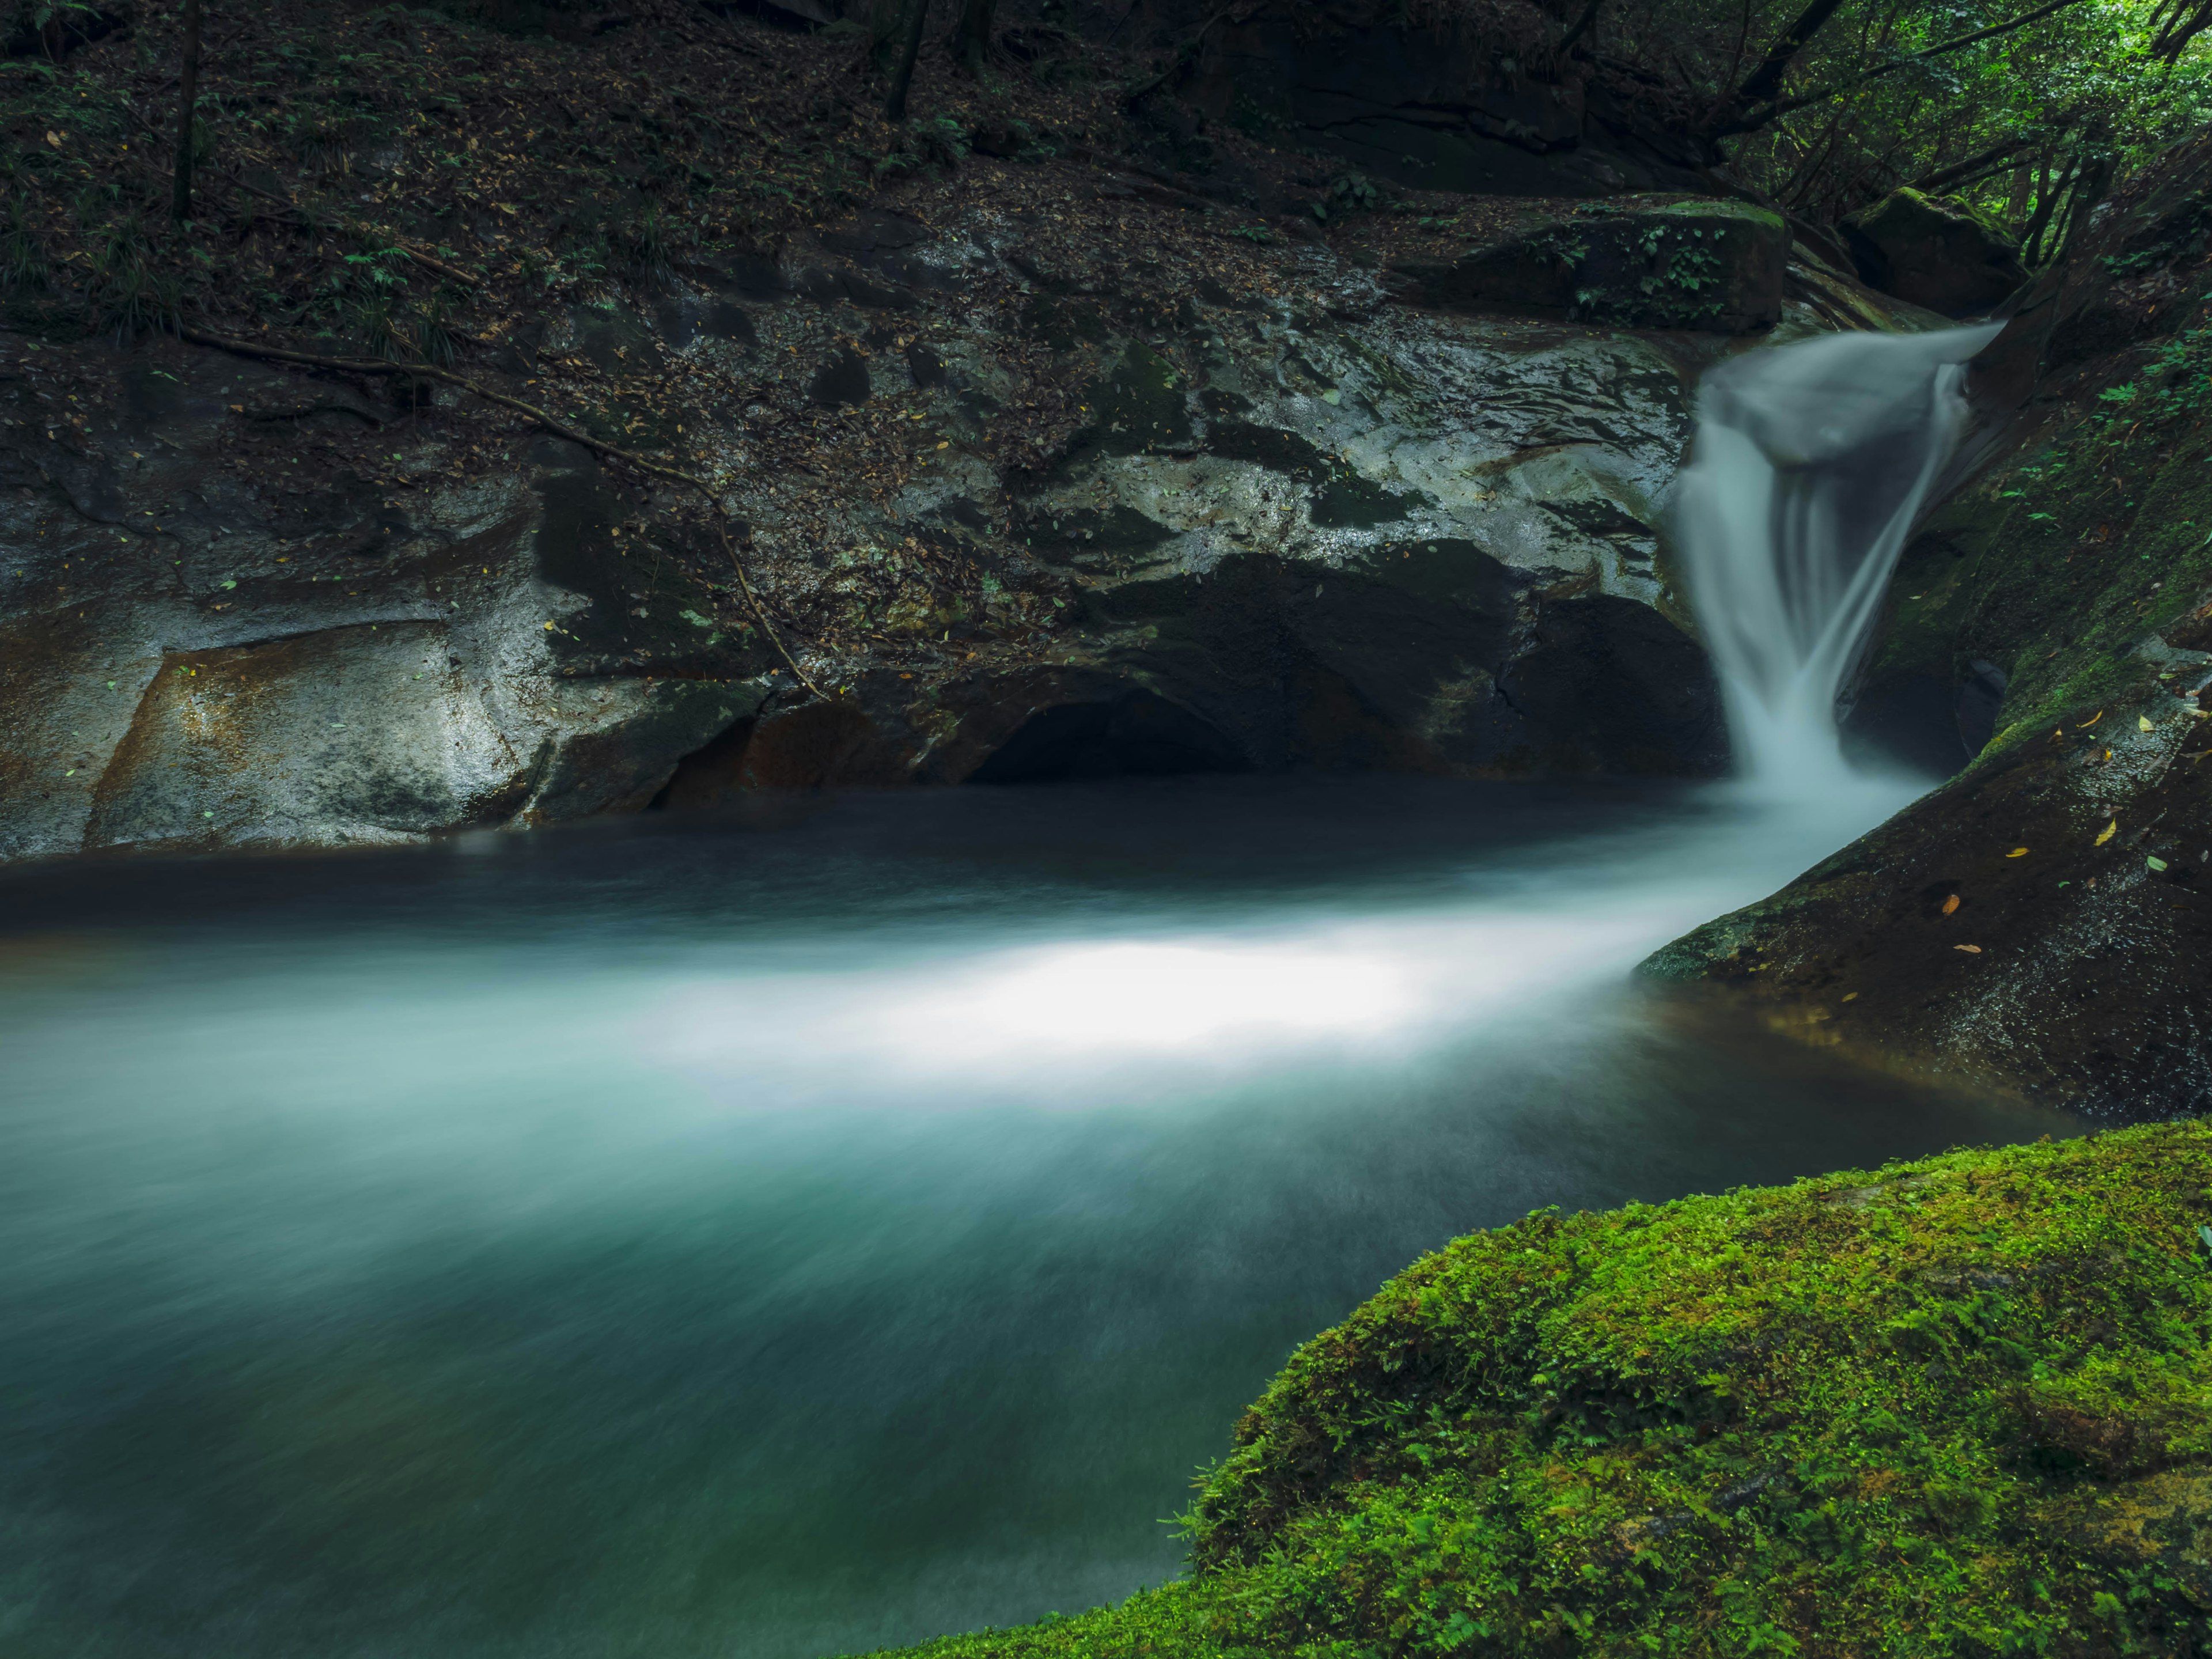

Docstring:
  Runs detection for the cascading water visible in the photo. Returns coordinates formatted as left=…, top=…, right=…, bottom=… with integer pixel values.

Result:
left=1673, top=323, right=2003, bottom=797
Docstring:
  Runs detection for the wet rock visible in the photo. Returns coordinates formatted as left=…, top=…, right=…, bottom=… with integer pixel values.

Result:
left=1501, top=594, right=1726, bottom=773
left=1841, top=188, right=2028, bottom=318
left=905, top=342, right=946, bottom=388
left=0, top=346, right=776, bottom=863
left=1169, top=0, right=1699, bottom=197
left=1389, top=197, right=1787, bottom=332
left=1, top=160, right=1818, bottom=864
left=967, top=690, right=1253, bottom=783
left=1070, top=342, right=1192, bottom=459
left=569, top=300, right=668, bottom=375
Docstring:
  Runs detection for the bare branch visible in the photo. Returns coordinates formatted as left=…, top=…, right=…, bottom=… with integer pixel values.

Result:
left=1733, top=0, right=1849, bottom=109
left=1910, top=134, right=2039, bottom=195
left=1558, top=0, right=1605, bottom=54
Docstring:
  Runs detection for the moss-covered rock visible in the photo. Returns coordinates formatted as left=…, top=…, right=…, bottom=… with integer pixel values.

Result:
left=1389, top=196, right=1787, bottom=332
left=870, top=1123, right=2212, bottom=1658
left=1842, top=187, right=2029, bottom=319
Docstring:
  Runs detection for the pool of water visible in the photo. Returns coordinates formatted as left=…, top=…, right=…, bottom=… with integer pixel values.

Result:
left=0, top=777, right=2070, bottom=1658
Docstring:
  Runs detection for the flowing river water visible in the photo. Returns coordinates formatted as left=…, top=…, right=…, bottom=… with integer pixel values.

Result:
left=0, top=329, right=2058, bottom=1659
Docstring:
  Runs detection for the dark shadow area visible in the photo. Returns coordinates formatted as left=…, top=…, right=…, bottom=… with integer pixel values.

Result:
left=967, top=691, right=1253, bottom=785
left=1841, top=657, right=2005, bottom=777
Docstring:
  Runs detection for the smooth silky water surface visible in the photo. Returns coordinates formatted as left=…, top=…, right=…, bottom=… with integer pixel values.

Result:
left=0, top=777, right=2071, bottom=1658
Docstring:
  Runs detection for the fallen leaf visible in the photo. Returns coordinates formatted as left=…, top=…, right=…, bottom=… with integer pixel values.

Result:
left=1955, top=944, right=1983, bottom=953
left=2078, top=710, right=2104, bottom=728
left=1941, top=893, right=1961, bottom=915
left=2096, top=819, right=2118, bottom=845
left=2148, top=855, right=2170, bottom=872
left=44, top=130, right=62, bottom=147
left=1840, top=991, right=1858, bottom=1003
left=2006, top=847, right=2028, bottom=858
left=2139, top=714, right=2156, bottom=732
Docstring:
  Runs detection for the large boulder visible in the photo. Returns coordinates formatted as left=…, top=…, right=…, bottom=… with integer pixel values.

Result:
left=1840, top=187, right=2028, bottom=317
left=1387, top=197, right=1787, bottom=333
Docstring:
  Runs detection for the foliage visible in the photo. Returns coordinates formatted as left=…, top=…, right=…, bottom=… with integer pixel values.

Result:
left=1598, top=0, right=2212, bottom=243
left=868, top=1122, right=2212, bottom=1658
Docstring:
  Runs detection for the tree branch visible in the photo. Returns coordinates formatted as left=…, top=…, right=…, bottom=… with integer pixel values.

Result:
left=1910, top=134, right=2038, bottom=195
left=1713, top=0, right=2093, bottom=139
left=1557, top=0, right=1605, bottom=55
left=1732, top=0, right=1847, bottom=109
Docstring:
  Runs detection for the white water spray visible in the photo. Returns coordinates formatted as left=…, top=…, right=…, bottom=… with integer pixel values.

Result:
left=1674, top=324, right=2002, bottom=798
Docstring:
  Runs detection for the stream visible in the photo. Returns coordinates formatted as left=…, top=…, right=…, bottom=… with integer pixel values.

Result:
left=0, top=775, right=2066, bottom=1659
left=0, top=327, right=2056, bottom=1659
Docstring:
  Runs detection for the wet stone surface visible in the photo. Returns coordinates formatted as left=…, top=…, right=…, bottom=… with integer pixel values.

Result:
left=0, top=165, right=1854, bottom=862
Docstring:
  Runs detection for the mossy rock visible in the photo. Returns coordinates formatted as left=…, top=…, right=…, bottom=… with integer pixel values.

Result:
left=1842, top=187, right=2028, bottom=319
left=874, top=1123, right=2212, bottom=1657
left=1388, top=197, right=1787, bottom=333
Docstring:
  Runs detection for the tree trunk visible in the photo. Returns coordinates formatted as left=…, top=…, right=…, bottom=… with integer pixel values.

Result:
left=171, top=0, right=204, bottom=224
left=885, top=0, right=931, bottom=122
left=952, top=0, right=995, bottom=74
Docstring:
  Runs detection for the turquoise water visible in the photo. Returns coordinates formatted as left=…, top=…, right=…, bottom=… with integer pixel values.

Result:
left=0, top=778, right=2067, bottom=1657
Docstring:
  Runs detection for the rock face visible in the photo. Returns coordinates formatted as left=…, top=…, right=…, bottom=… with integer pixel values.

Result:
left=1387, top=196, right=1787, bottom=332
left=0, top=355, right=775, bottom=861
left=0, top=139, right=1937, bottom=862
left=1646, top=137, right=2212, bottom=1119
left=1131, top=0, right=1710, bottom=198
left=1841, top=187, right=2029, bottom=318
left=0, top=180, right=1804, bottom=859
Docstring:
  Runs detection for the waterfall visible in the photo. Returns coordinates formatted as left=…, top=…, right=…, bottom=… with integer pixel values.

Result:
left=1673, top=324, right=2003, bottom=798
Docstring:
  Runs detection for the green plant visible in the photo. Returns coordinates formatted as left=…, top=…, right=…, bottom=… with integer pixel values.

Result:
left=919, top=115, right=970, bottom=166
left=90, top=217, right=180, bottom=338
left=868, top=1122, right=2212, bottom=1658
left=607, top=206, right=674, bottom=282
left=1, top=196, right=47, bottom=292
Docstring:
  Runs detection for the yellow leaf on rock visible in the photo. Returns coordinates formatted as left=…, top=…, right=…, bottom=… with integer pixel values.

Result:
left=2139, top=715, right=2156, bottom=732
left=2006, top=847, right=2028, bottom=858
left=2096, top=820, right=2118, bottom=845
left=2078, top=710, right=2104, bottom=728
left=1941, top=894, right=1961, bottom=915
left=1955, top=944, right=1983, bottom=953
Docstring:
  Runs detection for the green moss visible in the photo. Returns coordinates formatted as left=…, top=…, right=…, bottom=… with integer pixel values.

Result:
left=865, top=1123, right=2212, bottom=1658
